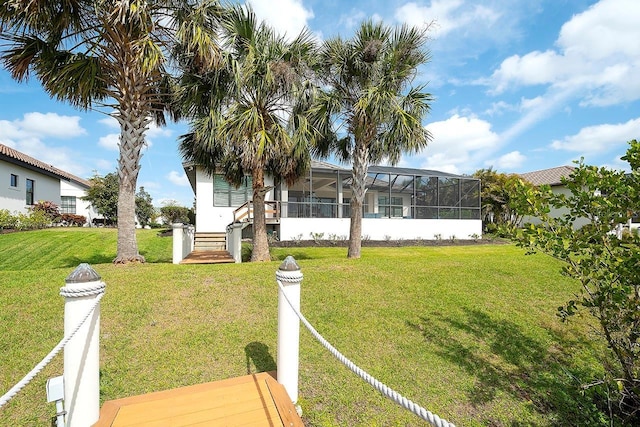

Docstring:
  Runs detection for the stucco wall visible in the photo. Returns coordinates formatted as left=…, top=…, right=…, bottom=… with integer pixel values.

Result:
left=279, top=217, right=482, bottom=241
left=0, top=161, right=60, bottom=214
left=522, top=185, right=590, bottom=229
left=194, top=167, right=275, bottom=232
left=60, top=180, right=100, bottom=222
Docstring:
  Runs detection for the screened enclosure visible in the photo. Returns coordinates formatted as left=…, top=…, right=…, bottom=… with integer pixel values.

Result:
left=280, top=163, right=481, bottom=220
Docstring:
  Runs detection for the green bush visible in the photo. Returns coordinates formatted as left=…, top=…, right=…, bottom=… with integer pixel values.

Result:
left=0, top=209, right=17, bottom=229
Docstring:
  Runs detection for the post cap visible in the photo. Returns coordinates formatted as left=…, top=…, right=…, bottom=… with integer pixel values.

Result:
left=279, top=256, right=300, bottom=271
left=65, top=263, right=101, bottom=283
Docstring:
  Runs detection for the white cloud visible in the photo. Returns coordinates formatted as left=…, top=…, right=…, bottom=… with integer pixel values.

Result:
left=98, top=133, right=120, bottom=151
left=167, top=170, right=190, bottom=187
left=98, top=116, right=119, bottom=129
left=550, top=117, right=640, bottom=154
left=248, top=0, right=314, bottom=39
left=488, top=151, right=526, bottom=170
left=408, top=114, right=499, bottom=173
left=0, top=112, right=90, bottom=176
left=395, top=0, right=500, bottom=38
left=147, top=122, right=173, bottom=139
left=489, top=0, right=640, bottom=106
left=17, top=112, right=86, bottom=138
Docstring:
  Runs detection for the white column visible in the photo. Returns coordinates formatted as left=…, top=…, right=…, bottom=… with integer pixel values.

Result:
left=276, top=256, right=303, bottom=404
left=172, top=223, right=184, bottom=264
left=61, top=263, right=104, bottom=427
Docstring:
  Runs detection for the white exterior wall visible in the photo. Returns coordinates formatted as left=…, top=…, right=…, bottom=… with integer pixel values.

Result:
left=194, top=166, right=275, bottom=233
left=0, top=161, right=60, bottom=214
left=522, top=185, right=590, bottom=229
left=280, top=218, right=482, bottom=241
left=60, top=180, right=100, bottom=223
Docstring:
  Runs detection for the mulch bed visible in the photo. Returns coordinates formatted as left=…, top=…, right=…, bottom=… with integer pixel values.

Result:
left=271, top=237, right=509, bottom=248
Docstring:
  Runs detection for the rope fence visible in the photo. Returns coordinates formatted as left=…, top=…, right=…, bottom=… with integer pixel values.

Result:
left=0, top=284, right=105, bottom=410
left=277, top=279, right=456, bottom=427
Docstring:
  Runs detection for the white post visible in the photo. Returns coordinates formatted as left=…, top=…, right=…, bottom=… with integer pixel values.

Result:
left=229, top=223, right=243, bottom=263
left=172, top=223, right=184, bottom=264
left=276, top=256, right=302, bottom=404
left=61, top=263, right=104, bottom=427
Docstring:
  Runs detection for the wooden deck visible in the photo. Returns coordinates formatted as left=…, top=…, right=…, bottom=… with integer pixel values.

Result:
left=93, top=372, right=303, bottom=426
left=180, top=250, right=235, bottom=264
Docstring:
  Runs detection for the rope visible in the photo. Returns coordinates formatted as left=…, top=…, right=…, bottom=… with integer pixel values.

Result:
left=277, top=280, right=456, bottom=427
left=60, top=282, right=105, bottom=298
left=0, top=290, right=105, bottom=409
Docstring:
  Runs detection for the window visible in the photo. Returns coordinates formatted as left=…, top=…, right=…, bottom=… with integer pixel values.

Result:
left=26, top=179, right=34, bottom=205
left=213, top=175, right=252, bottom=207
left=60, top=196, right=77, bottom=214
left=10, top=174, right=18, bottom=187
left=379, top=196, right=403, bottom=218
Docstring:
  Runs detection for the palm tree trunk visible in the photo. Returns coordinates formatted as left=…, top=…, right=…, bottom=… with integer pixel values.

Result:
left=348, top=141, right=369, bottom=258
left=251, top=167, right=271, bottom=262
left=113, top=107, right=150, bottom=264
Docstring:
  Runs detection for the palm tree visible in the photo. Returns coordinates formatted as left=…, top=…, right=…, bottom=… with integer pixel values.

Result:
left=0, top=0, right=225, bottom=263
left=310, top=20, right=434, bottom=258
left=176, top=5, right=319, bottom=262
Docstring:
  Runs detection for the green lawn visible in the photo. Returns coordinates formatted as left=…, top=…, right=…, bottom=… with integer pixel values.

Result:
left=0, top=228, right=609, bottom=426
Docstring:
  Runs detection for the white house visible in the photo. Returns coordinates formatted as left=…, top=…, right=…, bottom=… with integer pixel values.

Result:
left=520, top=165, right=640, bottom=232
left=0, top=143, right=98, bottom=221
left=184, top=160, right=482, bottom=243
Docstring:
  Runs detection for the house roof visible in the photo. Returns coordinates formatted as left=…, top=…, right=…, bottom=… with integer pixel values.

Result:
left=519, top=165, right=576, bottom=186
left=0, top=143, right=92, bottom=188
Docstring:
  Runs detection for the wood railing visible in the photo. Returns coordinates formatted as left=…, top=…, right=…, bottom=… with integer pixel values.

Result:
left=233, top=201, right=281, bottom=223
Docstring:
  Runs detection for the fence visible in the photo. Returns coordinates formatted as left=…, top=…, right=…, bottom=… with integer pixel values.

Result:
left=276, top=256, right=456, bottom=427
left=1, top=259, right=455, bottom=426
left=0, top=263, right=104, bottom=427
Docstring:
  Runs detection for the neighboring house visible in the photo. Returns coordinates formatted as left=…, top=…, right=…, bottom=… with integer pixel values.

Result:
left=0, top=143, right=99, bottom=222
left=184, top=160, right=482, bottom=242
left=519, top=165, right=640, bottom=232
left=518, top=166, right=591, bottom=228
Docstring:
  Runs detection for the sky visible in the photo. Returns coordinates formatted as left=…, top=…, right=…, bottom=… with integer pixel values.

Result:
left=1, top=0, right=639, bottom=207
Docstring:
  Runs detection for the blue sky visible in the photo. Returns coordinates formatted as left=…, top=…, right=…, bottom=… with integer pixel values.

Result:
left=1, top=0, right=639, bottom=207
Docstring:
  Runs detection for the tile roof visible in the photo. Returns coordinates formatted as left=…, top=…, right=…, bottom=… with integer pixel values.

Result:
left=519, top=165, right=576, bottom=186
left=0, top=143, right=92, bottom=188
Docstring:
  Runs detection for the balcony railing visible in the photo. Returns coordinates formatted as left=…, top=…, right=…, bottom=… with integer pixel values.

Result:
left=233, top=201, right=281, bottom=223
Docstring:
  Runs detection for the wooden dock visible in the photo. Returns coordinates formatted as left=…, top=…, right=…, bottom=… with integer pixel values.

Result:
left=93, top=372, right=303, bottom=426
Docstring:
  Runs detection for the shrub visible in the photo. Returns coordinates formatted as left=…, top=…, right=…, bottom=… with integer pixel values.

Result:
left=31, top=200, right=60, bottom=222
left=60, top=214, right=87, bottom=227
left=0, top=209, right=17, bottom=230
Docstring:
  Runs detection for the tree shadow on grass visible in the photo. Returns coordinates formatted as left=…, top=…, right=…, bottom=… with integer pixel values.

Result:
left=271, top=251, right=313, bottom=262
left=61, top=253, right=116, bottom=268
left=407, top=308, right=607, bottom=426
left=61, top=251, right=171, bottom=268
left=245, top=341, right=276, bottom=374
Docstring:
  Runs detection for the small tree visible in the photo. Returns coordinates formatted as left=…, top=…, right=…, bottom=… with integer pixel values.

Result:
left=510, top=140, right=640, bottom=423
left=160, top=201, right=190, bottom=225
left=135, top=187, right=154, bottom=228
left=473, top=168, right=529, bottom=233
left=83, top=173, right=119, bottom=224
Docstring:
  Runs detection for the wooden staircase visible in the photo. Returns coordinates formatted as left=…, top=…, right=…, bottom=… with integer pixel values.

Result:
left=180, top=232, right=235, bottom=264
left=194, top=232, right=226, bottom=251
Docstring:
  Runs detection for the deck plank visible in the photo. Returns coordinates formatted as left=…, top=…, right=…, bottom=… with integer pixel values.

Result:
left=93, top=372, right=303, bottom=427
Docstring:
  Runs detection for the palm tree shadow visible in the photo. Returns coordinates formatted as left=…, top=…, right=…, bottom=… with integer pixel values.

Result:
left=245, top=342, right=276, bottom=374
left=61, top=253, right=115, bottom=268
left=407, top=308, right=606, bottom=425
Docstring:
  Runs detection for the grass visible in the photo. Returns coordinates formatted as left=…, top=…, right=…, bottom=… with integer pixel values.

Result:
left=0, top=228, right=610, bottom=426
